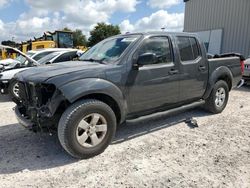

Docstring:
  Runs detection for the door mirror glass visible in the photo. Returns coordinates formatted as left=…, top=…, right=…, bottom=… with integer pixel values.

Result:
left=137, top=53, right=157, bottom=66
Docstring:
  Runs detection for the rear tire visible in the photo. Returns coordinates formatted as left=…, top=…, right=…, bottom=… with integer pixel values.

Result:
left=58, top=99, right=117, bottom=159
left=204, top=80, right=229, bottom=114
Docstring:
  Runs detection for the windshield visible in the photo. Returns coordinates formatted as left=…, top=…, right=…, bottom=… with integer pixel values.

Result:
left=15, top=52, right=35, bottom=65
left=79, top=35, right=140, bottom=63
left=37, top=52, right=62, bottom=64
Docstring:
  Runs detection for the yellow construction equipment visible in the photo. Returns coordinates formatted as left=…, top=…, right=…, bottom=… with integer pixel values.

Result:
left=1, top=49, right=17, bottom=60
left=21, top=41, right=56, bottom=53
left=1, top=41, right=55, bottom=60
left=0, top=30, right=78, bottom=60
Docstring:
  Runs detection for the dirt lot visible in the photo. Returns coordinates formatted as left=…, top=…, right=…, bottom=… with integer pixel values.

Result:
left=0, top=87, right=249, bottom=188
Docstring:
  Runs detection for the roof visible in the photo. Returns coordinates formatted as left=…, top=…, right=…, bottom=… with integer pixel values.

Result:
left=119, top=31, right=197, bottom=37
left=28, top=48, right=77, bottom=53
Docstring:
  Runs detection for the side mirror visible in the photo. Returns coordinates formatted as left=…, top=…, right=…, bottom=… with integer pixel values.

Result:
left=137, top=53, right=157, bottom=66
left=45, top=61, right=52, bottom=65
left=15, top=63, right=21, bottom=68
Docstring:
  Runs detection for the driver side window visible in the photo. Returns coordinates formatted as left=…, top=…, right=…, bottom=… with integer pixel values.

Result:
left=138, top=36, right=173, bottom=64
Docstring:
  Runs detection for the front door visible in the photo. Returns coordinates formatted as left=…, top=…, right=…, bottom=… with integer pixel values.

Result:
left=127, top=36, right=180, bottom=114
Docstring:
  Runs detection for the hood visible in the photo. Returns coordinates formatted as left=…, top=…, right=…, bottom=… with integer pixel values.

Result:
left=0, top=58, right=20, bottom=66
left=15, top=61, right=107, bottom=86
left=0, top=67, right=30, bottom=80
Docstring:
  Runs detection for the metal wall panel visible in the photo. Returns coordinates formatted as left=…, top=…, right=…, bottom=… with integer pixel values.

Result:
left=184, top=0, right=250, bottom=57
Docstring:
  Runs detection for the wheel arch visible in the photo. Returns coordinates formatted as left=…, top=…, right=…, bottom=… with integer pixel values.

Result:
left=203, top=66, right=233, bottom=99
left=75, top=93, right=122, bottom=124
left=57, top=78, right=127, bottom=124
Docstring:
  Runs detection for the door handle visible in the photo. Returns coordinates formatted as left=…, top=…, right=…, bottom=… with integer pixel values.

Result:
left=199, top=65, right=206, bottom=71
left=169, top=69, right=179, bottom=75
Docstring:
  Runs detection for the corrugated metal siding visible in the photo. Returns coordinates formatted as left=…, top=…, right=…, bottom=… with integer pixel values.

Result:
left=184, top=0, right=250, bottom=57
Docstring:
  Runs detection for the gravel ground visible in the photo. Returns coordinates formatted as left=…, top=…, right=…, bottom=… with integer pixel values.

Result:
left=0, top=87, right=249, bottom=188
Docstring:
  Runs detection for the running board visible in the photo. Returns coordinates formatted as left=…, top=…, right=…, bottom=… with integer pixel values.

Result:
left=129, top=100, right=205, bottom=121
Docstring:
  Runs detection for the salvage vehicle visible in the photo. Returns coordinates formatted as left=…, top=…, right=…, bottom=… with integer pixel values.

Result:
left=0, top=47, right=74, bottom=71
left=242, top=57, right=250, bottom=85
left=13, top=32, right=243, bottom=159
left=0, top=47, right=80, bottom=98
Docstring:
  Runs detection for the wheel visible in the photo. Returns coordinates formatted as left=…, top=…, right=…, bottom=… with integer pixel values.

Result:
left=204, top=80, right=229, bottom=114
left=8, top=80, right=20, bottom=100
left=58, top=99, right=117, bottom=159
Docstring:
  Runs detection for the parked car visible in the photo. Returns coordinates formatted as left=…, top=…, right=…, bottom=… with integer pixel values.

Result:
left=13, top=32, right=243, bottom=159
left=0, top=48, right=76, bottom=72
left=37, top=50, right=81, bottom=65
left=0, top=48, right=81, bottom=98
left=242, top=57, right=250, bottom=84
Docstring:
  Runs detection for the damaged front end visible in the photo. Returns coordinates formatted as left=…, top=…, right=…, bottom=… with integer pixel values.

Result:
left=14, top=81, right=68, bottom=132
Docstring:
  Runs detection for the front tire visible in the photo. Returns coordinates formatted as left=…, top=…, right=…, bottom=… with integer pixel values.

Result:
left=58, top=99, right=117, bottom=159
left=205, top=80, right=229, bottom=114
left=8, top=80, right=20, bottom=100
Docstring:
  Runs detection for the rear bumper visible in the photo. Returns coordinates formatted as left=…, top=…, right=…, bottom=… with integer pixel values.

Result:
left=14, top=106, right=34, bottom=130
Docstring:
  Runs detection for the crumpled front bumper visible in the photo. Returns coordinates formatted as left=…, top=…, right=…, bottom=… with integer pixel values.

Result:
left=14, top=106, right=34, bottom=130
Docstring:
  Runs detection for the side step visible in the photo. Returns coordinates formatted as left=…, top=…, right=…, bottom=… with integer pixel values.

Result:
left=129, top=100, right=205, bottom=121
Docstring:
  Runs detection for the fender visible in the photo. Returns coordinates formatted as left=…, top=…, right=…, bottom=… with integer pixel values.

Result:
left=58, top=78, right=127, bottom=122
left=203, top=66, right=233, bottom=99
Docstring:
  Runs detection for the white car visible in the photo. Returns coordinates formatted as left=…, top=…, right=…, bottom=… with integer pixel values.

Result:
left=0, top=48, right=74, bottom=71
left=37, top=49, right=82, bottom=65
left=0, top=49, right=81, bottom=98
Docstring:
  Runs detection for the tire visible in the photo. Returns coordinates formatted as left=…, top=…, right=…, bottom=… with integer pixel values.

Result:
left=204, top=80, right=229, bottom=114
left=8, top=79, right=20, bottom=100
left=58, top=99, right=117, bottom=159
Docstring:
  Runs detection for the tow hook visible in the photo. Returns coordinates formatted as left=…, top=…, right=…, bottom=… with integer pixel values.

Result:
left=237, top=79, right=245, bottom=88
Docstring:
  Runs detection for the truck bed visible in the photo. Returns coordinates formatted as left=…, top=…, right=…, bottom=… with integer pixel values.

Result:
left=208, top=56, right=242, bottom=88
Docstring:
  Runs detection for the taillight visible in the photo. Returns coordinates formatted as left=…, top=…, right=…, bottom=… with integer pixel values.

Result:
left=240, top=60, right=245, bottom=74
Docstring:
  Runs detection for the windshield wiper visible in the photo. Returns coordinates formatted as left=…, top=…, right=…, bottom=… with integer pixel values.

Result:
left=81, top=58, right=107, bottom=64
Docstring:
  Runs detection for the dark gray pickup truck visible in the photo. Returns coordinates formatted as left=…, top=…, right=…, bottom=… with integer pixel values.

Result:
left=13, top=32, right=243, bottom=158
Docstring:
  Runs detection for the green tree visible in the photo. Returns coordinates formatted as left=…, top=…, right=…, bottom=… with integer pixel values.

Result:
left=73, top=29, right=87, bottom=47
left=62, top=27, right=72, bottom=32
left=62, top=28, right=87, bottom=47
left=88, top=23, right=121, bottom=47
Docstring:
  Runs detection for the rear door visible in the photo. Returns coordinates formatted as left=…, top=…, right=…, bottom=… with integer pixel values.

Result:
left=127, top=36, right=180, bottom=113
left=175, top=36, right=208, bottom=102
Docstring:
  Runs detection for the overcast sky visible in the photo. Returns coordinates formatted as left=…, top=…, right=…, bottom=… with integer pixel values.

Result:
left=0, top=0, right=185, bottom=42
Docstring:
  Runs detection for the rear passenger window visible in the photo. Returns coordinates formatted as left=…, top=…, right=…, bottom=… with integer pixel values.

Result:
left=53, top=52, right=77, bottom=63
left=177, top=37, right=201, bottom=62
left=139, top=36, right=173, bottom=64
left=190, top=38, right=200, bottom=59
